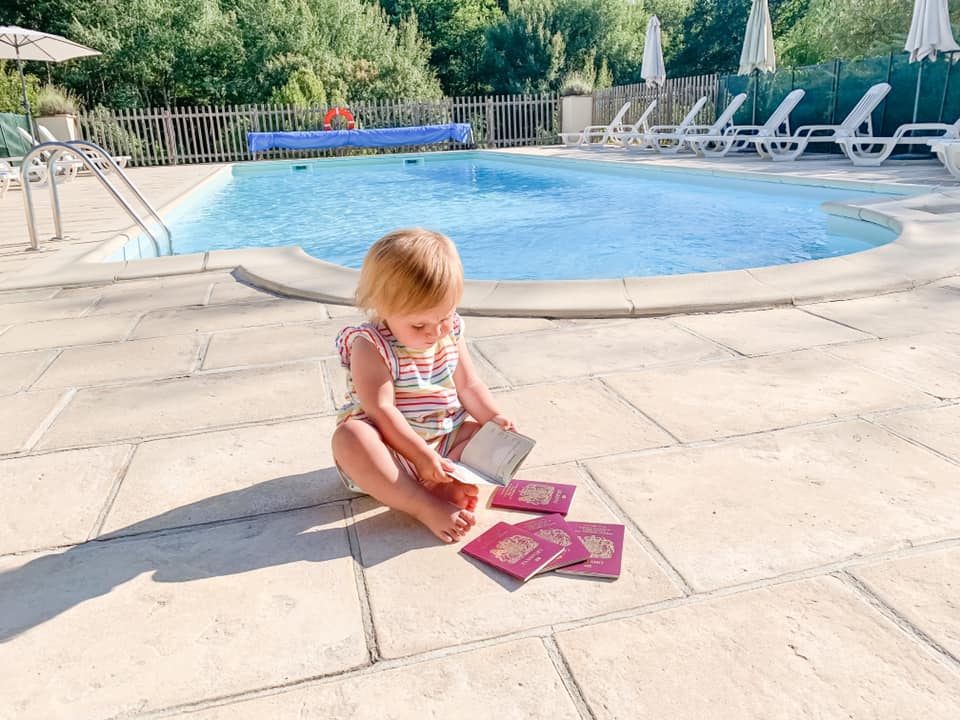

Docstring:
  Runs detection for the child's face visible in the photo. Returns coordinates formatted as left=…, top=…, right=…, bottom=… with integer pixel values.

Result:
left=383, top=302, right=457, bottom=350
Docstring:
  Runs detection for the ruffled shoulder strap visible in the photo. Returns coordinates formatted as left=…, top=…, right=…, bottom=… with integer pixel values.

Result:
left=335, top=323, right=399, bottom=379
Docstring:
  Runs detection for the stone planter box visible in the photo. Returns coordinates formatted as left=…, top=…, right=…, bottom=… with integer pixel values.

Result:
left=560, top=95, right=593, bottom=135
left=36, top=114, right=79, bottom=142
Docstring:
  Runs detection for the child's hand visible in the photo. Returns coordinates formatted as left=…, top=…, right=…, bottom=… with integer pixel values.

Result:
left=490, top=414, right=517, bottom=432
left=415, top=450, right=455, bottom=486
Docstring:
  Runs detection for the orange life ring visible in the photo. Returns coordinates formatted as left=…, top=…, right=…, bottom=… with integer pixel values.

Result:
left=322, top=107, right=356, bottom=130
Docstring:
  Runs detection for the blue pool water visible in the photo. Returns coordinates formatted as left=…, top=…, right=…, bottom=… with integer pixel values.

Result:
left=160, top=152, right=900, bottom=280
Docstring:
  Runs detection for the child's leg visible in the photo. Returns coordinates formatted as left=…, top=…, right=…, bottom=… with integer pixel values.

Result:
left=332, top=419, right=476, bottom=543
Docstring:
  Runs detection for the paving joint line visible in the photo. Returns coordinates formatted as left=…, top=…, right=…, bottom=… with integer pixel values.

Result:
left=21, top=347, right=64, bottom=392
left=593, top=375, right=683, bottom=444
left=863, top=416, right=960, bottom=468
left=21, top=388, right=76, bottom=453
left=575, top=462, right=694, bottom=595
left=88, top=443, right=138, bottom=539
left=343, top=500, right=382, bottom=663
left=836, top=569, right=960, bottom=674
left=541, top=635, right=598, bottom=720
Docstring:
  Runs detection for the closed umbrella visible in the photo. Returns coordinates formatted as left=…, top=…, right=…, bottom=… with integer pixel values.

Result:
left=904, top=0, right=960, bottom=122
left=0, top=26, right=100, bottom=133
left=738, top=0, right=776, bottom=124
left=641, top=15, right=666, bottom=88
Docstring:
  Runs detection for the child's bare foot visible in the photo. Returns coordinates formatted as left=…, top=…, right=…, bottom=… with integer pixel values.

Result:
left=413, top=494, right=477, bottom=543
left=420, top=478, right=479, bottom=511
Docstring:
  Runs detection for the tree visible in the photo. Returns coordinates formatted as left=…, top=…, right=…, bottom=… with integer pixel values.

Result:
left=482, top=0, right=565, bottom=93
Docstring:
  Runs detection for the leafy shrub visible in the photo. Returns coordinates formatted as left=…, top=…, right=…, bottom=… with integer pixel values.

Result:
left=36, top=84, right=83, bottom=115
left=559, top=71, right=594, bottom=97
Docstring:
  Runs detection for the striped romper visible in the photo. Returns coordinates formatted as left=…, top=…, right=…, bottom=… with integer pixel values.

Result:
left=335, top=314, right=468, bottom=492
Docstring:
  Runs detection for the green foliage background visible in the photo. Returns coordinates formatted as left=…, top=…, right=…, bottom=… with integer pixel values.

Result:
left=1, top=0, right=958, bottom=112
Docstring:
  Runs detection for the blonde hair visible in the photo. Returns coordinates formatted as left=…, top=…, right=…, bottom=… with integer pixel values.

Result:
left=355, top=228, right=464, bottom=318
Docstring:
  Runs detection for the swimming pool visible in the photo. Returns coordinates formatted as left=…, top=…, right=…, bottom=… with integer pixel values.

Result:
left=118, top=152, right=902, bottom=280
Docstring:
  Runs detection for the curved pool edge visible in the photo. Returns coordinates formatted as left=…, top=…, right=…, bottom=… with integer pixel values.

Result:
left=5, top=166, right=960, bottom=318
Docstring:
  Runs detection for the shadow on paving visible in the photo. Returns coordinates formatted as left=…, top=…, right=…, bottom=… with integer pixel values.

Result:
left=0, top=470, right=438, bottom=643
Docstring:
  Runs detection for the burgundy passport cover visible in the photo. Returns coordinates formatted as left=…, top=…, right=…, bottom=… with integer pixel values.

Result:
left=514, top=514, right=592, bottom=573
left=489, top=479, right=576, bottom=515
left=554, top=522, right=625, bottom=578
left=460, top=521, right=565, bottom=581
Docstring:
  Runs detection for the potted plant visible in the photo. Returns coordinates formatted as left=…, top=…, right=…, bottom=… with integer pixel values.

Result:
left=559, top=72, right=594, bottom=136
left=35, top=84, right=82, bottom=142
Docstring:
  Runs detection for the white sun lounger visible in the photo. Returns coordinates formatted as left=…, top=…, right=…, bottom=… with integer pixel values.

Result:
left=618, top=96, right=709, bottom=153
left=609, top=99, right=659, bottom=149
left=558, top=101, right=631, bottom=148
left=37, top=124, right=132, bottom=170
left=16, top=127, right=82, bottom=180
left=752, top=82, right=891, bottom=161
left=928, top=138, right=960, bottom=178
left=0, top=157, right=48, bottom=195
left=833, top=116, right=960, bottom=166
left=648, top=93, right=748, bottom=154
left=687, top=89, right=806, bottom=158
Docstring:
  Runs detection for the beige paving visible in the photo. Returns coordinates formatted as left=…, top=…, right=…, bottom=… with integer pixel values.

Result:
left=602, top=348, right=935, bottom=442
left=101, top=417, right=348, bottom=536
left=586, top=420, right=960, bottom=590
left=476, top=319, right=732, bottom=383
left=183, top=639, right=581, bottom=719
left=853, top=547, right=960, bottom=659
left=556, top=576, right=960, bottom=719
left=0, top=445, right=130, bottom=553
left=2, top=161, right=960, bottom=718
left=0, top=507, right=366, bottom=718
left=673, top=307, right=874, bottom=355
left=355, top=464, right=681, bottom=658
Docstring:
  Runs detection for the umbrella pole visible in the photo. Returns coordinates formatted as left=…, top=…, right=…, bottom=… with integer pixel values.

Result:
left=752, top=69, right=759, bottom=125
left=911, top=61, right=922, bottom=124
left=16, top=53, right=34, bottom=134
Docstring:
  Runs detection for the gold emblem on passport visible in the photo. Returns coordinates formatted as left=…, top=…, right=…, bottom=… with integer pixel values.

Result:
left=491, top=535, right=539, bottom=563
left=582, top=535, right=615, bottom=559
left=536, top=528, right=571, bottom=547
left=518, top=483, right=554, bottom=506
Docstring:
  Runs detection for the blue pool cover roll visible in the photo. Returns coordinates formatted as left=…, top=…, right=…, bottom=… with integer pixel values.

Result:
left=247, top=123, right=473, bottom=152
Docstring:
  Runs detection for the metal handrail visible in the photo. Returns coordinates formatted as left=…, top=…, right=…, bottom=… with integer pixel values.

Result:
left=20, top=141, right=171, bottom=255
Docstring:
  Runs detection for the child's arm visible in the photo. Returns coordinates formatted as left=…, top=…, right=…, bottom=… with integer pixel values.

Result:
left=453, top=337, right=516, bottom=431
left=350, top=337, right=453, bottom=484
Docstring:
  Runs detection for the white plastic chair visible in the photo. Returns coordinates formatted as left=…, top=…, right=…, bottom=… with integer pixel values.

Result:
left=558, top=101, right=631, bottom=148
left=609, top=99, right=659, bottom=149
left=687, top=89, right=806, bottom=158
left=37, top=124, right=132, bottom=170
left=16, top=127, right=82, bottom=180
left=927, top=138, right=960, bottom=178
left=834, top=116, right=960, bottom=166
left=626, top=96, right=710, bottom=154
left=753, top=82, right=892, bottom=161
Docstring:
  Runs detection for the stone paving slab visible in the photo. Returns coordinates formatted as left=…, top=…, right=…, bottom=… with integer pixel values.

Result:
left=0, top=349, right=55, bottom=394
left=354, top=464, right=681, bottom=658
left=130, top=299, right=329, bottom=338
left=461, top=315, right=557, bottom=337
left=823, top=332, right=960, bottom=399
left=804, top=284, right=960, bottom=337
left=853, top=546, right=960, bottom=659
left=101, top=417, right=347, bottom=537
left=0, top=389, right=66, bottom=454
left=673, top=307, right=873, bottom=356
left=0, top=506, right=367, bottom=719
left=183, top=638, right=581, bottom=719
left=0, top=312, right=140, bottom=353
left=202, top=320, right=342, bottom=369
left=876, top=404, right=960, bottom=463
left=491, top=380, right=675, bottom=464
left=0, top=287, right=59, bottom=303
left=602, top=348, right=934, bottom=442
left=0, top=294, right=97, bottom=324
left=0, top=445, right=130, bottom=553
left=476, top=319, right=731, bottom=384
left=80, top=278, right=213, bottom=315
left=36, top=362, right=328, bottom=450
left=586, top=420, right=960, bottom=590
left=555, top=576, right=960, bottom=719
left=32, top=334, right=202, bottom=389
left=207, top=280, right=275, bottom=305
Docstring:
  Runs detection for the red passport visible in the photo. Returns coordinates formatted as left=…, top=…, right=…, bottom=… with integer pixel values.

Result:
left=554, top=522, right=625, bottom=579
left=460, top=521, right=565, bottom=582
left=489, top=479, right=576, bottom=515
left=514, top=514, right=592, bottom=573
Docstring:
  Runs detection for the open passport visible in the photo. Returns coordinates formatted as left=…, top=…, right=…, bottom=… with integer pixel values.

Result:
left=446, top=421, right=536, bottom=486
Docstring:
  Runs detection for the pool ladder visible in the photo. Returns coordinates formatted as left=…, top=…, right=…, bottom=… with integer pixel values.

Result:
left=20, top=140, right=172, bottom=255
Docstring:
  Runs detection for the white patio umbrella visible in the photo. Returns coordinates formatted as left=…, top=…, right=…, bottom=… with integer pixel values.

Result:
left=0, top=25, right=100, bottom=133
left=641, top=15, right=666, bottom=88
left=738, top=0, right=776, bottom=124
left=904, top=0, right=960, bottom=122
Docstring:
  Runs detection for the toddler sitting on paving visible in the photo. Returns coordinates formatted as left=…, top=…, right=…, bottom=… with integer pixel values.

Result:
left=331, top=228, right=516, bottom=543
